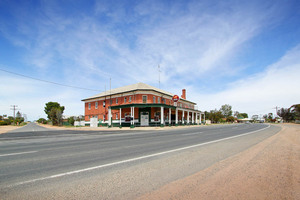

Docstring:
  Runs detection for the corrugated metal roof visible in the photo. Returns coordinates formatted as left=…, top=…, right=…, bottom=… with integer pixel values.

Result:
left=82, top=82, right=196, bottom=104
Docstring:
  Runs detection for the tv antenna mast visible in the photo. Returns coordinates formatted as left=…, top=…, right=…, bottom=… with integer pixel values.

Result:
left=158, top=65, right=161, bottom=89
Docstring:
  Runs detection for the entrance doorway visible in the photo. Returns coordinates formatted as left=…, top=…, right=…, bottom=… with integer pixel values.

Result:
left=140, top=112, right=149, bottom=126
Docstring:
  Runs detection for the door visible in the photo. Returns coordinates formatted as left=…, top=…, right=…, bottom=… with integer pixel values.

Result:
left=141, top=112, right=149, bottom=126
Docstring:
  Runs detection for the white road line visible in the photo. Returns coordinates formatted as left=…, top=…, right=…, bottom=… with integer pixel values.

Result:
left=0, top=151, right=38, bottom=157
left=11, top=124, right=270, bottom=187
left=185, top=132, right=203, bottom=136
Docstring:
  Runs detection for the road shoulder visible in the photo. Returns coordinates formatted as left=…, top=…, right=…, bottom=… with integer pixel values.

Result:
left=137, top=124, right=300, bottom=200
left=0, top=125, right=22, bottom=134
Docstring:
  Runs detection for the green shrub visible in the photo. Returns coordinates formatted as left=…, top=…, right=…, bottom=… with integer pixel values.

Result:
left=0, top=121, right=9, bottom=126
left=37, top=118, right=47, bottom=124
left=20, top=122, right=27, bottom=126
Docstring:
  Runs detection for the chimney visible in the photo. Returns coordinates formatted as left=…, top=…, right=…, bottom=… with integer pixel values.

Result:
left=181, top=89, right=186, bottom=99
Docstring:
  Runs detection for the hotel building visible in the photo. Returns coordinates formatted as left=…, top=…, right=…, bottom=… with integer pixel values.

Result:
left=82, top=82, right=202, bottom=127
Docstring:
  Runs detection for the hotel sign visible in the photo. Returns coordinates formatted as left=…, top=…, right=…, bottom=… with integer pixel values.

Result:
left=172, top=95, right=179, bottom=102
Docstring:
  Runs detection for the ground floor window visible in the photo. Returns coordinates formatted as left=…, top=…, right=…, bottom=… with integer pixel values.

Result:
left=125, top=113, right=131, bottom=122
left=154, top=112, right=160, bottom=121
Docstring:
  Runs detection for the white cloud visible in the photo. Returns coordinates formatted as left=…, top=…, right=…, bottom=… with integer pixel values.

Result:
left=0, top=72, right=88, bottom=121
left=192, top=44, right=300, bottom=117
left=1, top=0, right=298, bottom=121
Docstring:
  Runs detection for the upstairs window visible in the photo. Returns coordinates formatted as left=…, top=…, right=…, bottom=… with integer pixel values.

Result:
left=158, top=97, right=160, bottom=103
left=129, top=96, right=132, bottom=102
left=88, top=103, right=91, bottom=110
left=95, top=102, right=98, bottom=109
left=116, top=98, right=118, bottom=104
left=153, top=96, right=156, bottom=103
left=142, top=95, right=147, bottom=103
left=124, top=97, right=127, bottom=103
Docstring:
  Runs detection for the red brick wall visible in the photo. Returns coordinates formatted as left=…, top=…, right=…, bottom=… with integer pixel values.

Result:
left=84, top=93, right=190, bottom=121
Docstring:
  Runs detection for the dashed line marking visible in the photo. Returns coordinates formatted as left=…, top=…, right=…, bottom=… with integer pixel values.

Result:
left=0, top=151, right=38, bottom=157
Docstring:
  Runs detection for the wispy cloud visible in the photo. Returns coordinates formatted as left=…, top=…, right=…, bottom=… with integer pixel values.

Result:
left=192, top=43, right=300, bottom=116
left=0, top=0, right=299, bottom=120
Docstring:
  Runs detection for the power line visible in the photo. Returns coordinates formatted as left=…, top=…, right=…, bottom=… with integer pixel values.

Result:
left=0, top=68, right=102, bottom=92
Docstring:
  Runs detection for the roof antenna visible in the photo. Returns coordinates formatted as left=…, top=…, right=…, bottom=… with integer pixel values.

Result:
left=158, top=65, right=161, bottom=89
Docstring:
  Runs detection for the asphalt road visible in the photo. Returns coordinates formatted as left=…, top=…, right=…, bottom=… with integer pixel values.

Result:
left=0, top=123, right=280, bottom=199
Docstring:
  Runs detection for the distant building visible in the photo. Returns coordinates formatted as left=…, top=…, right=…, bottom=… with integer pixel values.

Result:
left=237, top=118, right=251, bottom=123
left=82, top=82, right=202, bottom=127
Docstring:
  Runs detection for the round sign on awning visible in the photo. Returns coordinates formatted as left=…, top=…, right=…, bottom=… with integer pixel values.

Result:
left=172, top=95, right=179, bottom=102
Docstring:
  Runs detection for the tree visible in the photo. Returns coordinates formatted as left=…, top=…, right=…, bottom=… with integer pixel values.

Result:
left=16, top=111, right=22, bottom=118
left=49, top=107, right=63, bottom=126
left=37, top=118, right=47, bottom=124
left=220, top=104, right=232, bottom=118
left=277, top=108, right=293, bottom=122
left=290, top=104, right=300, bottom=120
left=238, top=113, right=248, bottom=118
left=204, top=111, right=210, bottom=121
left=226, top=116, right=235, bottom=122
left=15, top=111, right=24, bottom=125
left=44, top=102, right=65, bottom=126
left=233, top=111, right=239, bottom=118
left=251, top=115, right=259, bottom=122
left=67, top=117, right=75, bottom=126
left=268, top=113, right=273, bottom=120
left=208, top=109, right=224, bottom=123
left=263, top=114, right=267, bottom=120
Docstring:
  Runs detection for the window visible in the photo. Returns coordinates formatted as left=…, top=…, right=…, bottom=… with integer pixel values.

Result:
left=116, top=113, right=118, bottom=120
left=125, top=113, right=131, bottom=121
left=142, top=95, right=147, bottom=103
left=88, top=103, right=91, bottom=110
left=129, top=96, right=132, bottom=102
left=110, top=99, right=113, bottom=105
left=95, top=102, right=98, bottom=109
left=103, top=101, right=106, bottom=107
left=158, top=97, right=160, bottom=103
left=153, top=96, right=156, bottom=103
left=124, top=97, right=127, bottom=103
left=116, top=98, right=118, bottom=104
left=154, top=112, right=160, bottom=121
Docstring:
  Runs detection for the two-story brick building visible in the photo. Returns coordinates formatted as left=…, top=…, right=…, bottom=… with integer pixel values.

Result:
left=82, top=82, right=202, bottom=127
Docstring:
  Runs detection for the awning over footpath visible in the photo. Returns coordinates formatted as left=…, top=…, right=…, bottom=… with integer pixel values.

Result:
left=109, top=103, right=200, bottom=112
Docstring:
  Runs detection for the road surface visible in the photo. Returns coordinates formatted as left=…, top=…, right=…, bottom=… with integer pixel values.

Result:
left=0, top=123, right=280, bottom=199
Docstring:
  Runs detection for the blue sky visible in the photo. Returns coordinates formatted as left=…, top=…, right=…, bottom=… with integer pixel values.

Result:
left=1, top=0, right=300, bottom=121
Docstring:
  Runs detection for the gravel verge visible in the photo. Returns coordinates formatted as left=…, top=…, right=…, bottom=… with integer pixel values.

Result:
left=137, top=124, right=300, bottom=200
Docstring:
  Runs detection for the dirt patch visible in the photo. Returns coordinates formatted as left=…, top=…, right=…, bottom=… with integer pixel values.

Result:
left=137, top=124, right=300, bottom=200
left=0, top=125, right=21, bottom=134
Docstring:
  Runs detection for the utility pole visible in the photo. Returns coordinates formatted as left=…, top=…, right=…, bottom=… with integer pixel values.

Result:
left=10, top=105, right=19, bottom=125
left=110, top=78, right=111, bottom=106
left=104, top=84, right=106, bottom=122
left=273, top=106, right=280, bottom=117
